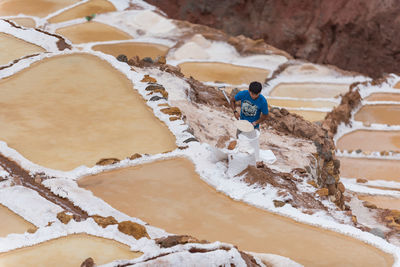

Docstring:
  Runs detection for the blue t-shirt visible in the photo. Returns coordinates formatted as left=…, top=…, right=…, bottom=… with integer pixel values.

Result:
left=234, top=90, right=268, bottom=129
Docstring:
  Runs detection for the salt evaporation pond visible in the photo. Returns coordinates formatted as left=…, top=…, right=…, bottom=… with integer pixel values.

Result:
left=178, top=62, right=270, bottom=85
left=92, top=42, right=169, bottom=60
left=354, top=105, right=400, bottom=125
left=78, top=157, right=393, bottom=267
left=0, top=53, right=176, bottom=170
left=56, top=22, right=131, bottom=44
left=269, top=83, right=349, bottom=98
left=337, top=130, right=400, bottom=152
left=48, top=0, right=116, bottom=24
left=0, top=0, right=78, bottom=17
left=8, top=18, right=36, bottom=28
left=339, top=157, right=400, bottom=182
left=0, top=234, right=141, bottom=267
left=0, top=33, right=45, bottom=66
left=365, top=93, right=400, bottom=102
left=0, top=204, right=36, bottom=237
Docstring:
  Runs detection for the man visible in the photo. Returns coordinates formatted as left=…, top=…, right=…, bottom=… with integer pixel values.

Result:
left=230, top=81, right=268, bottom=132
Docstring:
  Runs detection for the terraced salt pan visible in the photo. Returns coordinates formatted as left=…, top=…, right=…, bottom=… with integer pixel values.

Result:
left=78, top=157, right=393, bottom=267
left=0, top=53, right=176, bottom=170
left=0, top=205, right=35, bottom=237
left=0, top=33, right=45, bottom=66
left=365, top=93, right=400, bottom=102
left=354, top=105, right=400, bottom=125
left=337, top=130, right=400, bottom=152
left=48, top=0, right=116, bottom=24
left=339, top=157, right=400, bottom=182
left=268, top=99, right=337, bottom=109
left=358, top=195, right=400, bottom=210
left=56, top=21, right=131, bottom=44
left=0, top=234, right=141, bottom=267
left=92, top=42, right=169, bottom=60
left=178, top=62, right=269, bottom=85
left=269, top=83, right=349, bottom=98
left=0, top=0, right=78, bottom=17
left=287, top=109, right=327, bottom=122
left=8, top=18, right=36, bottom=28
left=395, top=82, right=400, bottom=89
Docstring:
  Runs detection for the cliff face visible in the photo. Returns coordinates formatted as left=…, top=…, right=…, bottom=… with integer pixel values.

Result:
left=146, top=0, right=400, bottom=78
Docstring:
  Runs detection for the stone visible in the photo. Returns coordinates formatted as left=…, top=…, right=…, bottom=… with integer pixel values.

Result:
left=338, top=182, right=345, bottom=193
left=169, top=116, right=180, bottom=121
left=57, top=211, right=73, bottom=224
left=34, top=176, right=41, bottom=184
left=118, top=221, right=150, bottom=239
left=92, top=215, right=118, bottom=228
left=327, top=184, right=336, bottom=195
left=356, top=178, right=368, bottom=183
left=27, top=228, right=37, bottom=234
left=227, top=140, right=237, bottom=150
left=153, top=88, right=169, bottom=98
left=183, top=137, right=199, bottom=143
left=387, top=222, right=400, bottom=231
left=369, top=228, right=385, bottom=239
left=156, top=235, right=208, bottom=248
left=80, top=257, right=95, bottom=267
left=352, top=215, right=357, bottom=224
left=273, top=200, right=286, bottom=208
left=142, top=57, right=154, bottom=63
left=160, top=107, right=182, bottom=116
left=316, top=188, right=329, bottom=196
left=384, top=216, right=395, bottom=223
left=96, top=158, right=120, bottom=166
left=307, top=180, right=318, bottom=188
left=141, top=74, right=157, bottom=83
left=116, top=54, right=128, bottom=63
left=149, top=95, right=167, bottom=101
left=156, top=56, right=166, bottom=64
left=355, top=149, right=362, bottom=153
left=129, top=153, right=142, bottom=160
left=362, top=201, right=377, bottom=209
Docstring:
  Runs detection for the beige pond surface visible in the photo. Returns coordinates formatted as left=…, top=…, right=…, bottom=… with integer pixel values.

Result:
left=56, top=22, right=131, bottom=44
left=78, top=157, right=393, bottom=267
left=269, top=83, right=349, bottom=98
left=337, top=130, right=400, bottom=152
left=358, top=195, right=400, bottom=210
left=93, top=42, right=169, bottom=60
left=287, top=109, right=327, bottom=122
left=268, top=99, right=337, bottom=109
left=9, top=18, right=36, bottom=28
left=178, top=62, right=269, bottom=85
left=0, top=53, right=176, bottom=171
left=0, top=33, right=45, bottom=66
left=48, top=0, right=116, bottom=24
left=0, top=234, right=141, bottom=267
left=395, top=82, right=400, bottom=89
left=0, top=0, right=78, bottom=17
left=339, top=157, right=400, bottom=181
left=355, top=105, right=400, bottom=125
left=365, top=93, right=400, bottom=102
left=0, top=205, right=35, bottom=237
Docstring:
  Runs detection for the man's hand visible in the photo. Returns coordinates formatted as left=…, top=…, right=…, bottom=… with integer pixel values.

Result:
left=234, top=110, right=240, bottom=120
left=252, top=121, right=257, bottom=126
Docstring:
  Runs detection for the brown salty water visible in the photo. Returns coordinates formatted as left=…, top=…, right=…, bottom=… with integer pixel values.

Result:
left=269, top=83, right=349, bottom=99
left=354, top=105, right=400, bottom=125
left=0, top=33, right=45, bottom=66
left=0, top=0, right=78, bottom=17
left=92, top=42, right=169, bottom=60
left=178, top=62, right=270, bottom=85
left=78, top=157, right=393, bottom=267
left=0, top=234, right=141, bottom=267
left=0, top=53, right=176, bottom=170
left=56, top=21, right=131, bottom=44
left=48, top=0, right=116, bottom=24
left=0, top=204, right=36, bottom=237
left=337, top=130, right=400, bottom=152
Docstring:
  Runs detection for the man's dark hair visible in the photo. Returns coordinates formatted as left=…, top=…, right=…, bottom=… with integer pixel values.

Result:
left=249, top=81, right=262, bottom=94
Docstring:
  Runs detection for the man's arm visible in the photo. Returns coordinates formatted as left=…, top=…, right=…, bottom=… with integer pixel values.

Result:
left=252, top=113, right=268, bottom=126
left=230, top=95, right=240, bottom=120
